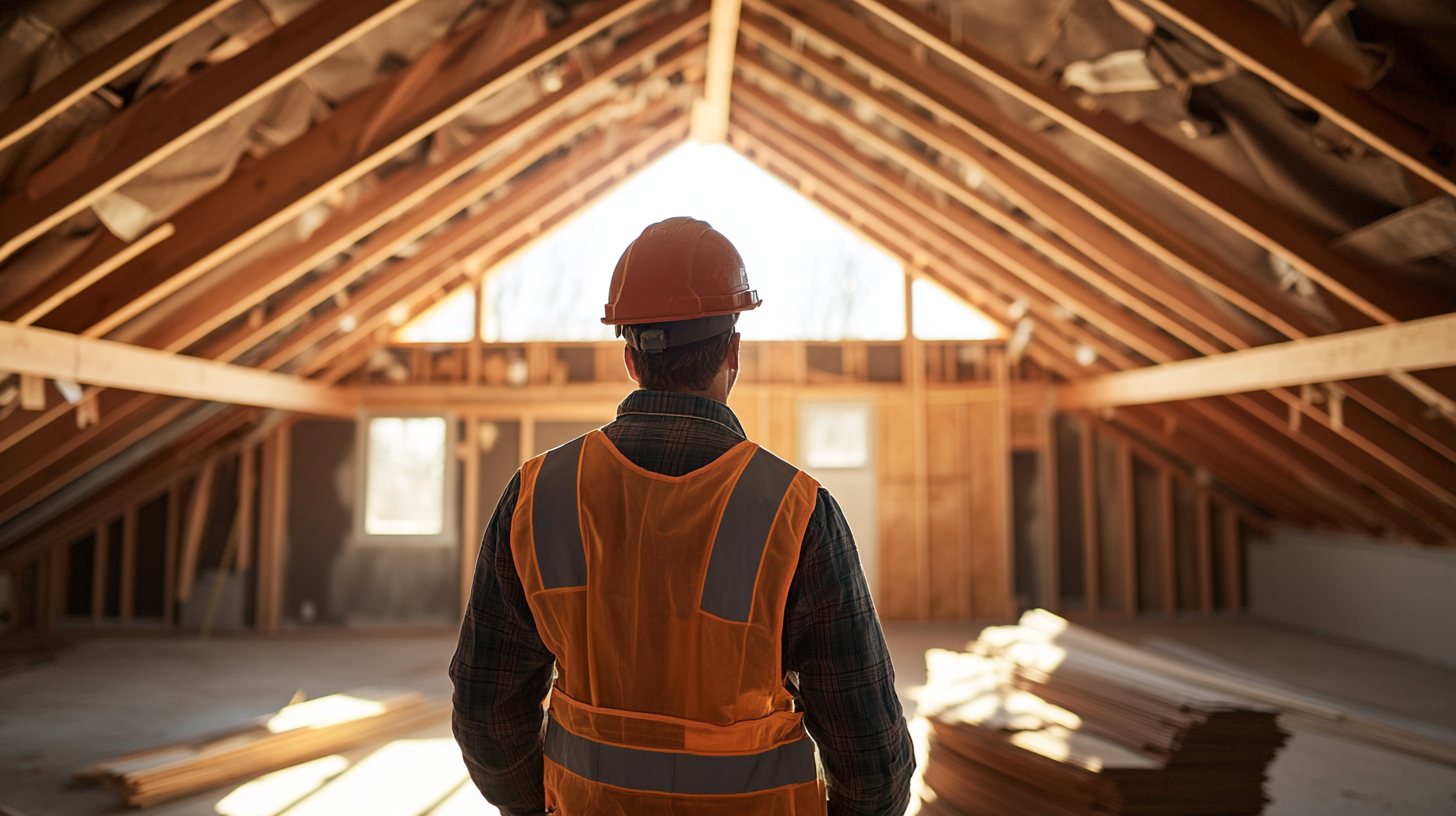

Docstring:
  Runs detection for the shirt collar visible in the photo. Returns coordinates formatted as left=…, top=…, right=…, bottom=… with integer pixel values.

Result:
left=616, top=389, right=746, bottom=437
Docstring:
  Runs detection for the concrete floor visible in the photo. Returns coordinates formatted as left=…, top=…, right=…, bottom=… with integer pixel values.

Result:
left=2, top=617, right=1454, bottom=816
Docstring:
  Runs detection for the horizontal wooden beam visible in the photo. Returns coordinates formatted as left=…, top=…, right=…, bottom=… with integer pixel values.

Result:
left=1060, top=312, right=1456, bottom=409
left=0, top=322, right=354, bottom=416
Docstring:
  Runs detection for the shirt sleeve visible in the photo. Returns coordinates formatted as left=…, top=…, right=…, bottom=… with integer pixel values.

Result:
left=449, top=472, right=557, bottom=816
left=783, top=488, right=916, bottom=816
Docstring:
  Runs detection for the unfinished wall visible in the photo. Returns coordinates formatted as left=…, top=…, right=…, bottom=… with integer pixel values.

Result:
left=1248, top=525, right=1456, bottom=669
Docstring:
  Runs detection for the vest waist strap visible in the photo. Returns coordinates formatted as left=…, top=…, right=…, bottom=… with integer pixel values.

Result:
left=545, top=715, right=818, bottom=796
left=547, top=687, right=805, bottom=755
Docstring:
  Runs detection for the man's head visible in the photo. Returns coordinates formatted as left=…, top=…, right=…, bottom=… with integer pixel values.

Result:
left=602, top=218, right=759, bottom=400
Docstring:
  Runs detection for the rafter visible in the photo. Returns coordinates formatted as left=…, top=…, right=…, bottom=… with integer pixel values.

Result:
left=16, top=0, right=665, bottom=338
left=742, top=0, right=1321, bottom=341
left=0, top=0, right=241, bottom=154
left=692, top=0, right=744, bottom=142
left=841, top=0, right=1445, bottom=325
left=1137, top=0, right=1456, bottom=199
left=0, top=0, right=425, bottom=263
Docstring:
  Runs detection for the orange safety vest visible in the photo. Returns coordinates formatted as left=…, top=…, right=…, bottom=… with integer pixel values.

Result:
left=512, top=430, right=828, bottom=815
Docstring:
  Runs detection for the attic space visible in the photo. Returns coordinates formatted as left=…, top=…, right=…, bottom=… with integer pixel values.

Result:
left=2, top=0, right=1456, bottom=814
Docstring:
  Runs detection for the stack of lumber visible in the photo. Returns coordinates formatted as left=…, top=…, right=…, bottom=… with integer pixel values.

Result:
left=72, top=687, right=449, bottom=807
left=917, top=611, right=1287, bottom=816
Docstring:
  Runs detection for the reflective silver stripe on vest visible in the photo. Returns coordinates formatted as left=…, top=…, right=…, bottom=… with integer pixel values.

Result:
left=533, top=435, right=588, bottom=589
left=545, top=717, right=817, bottom=795
left=699, top=448, right=799, bottom=622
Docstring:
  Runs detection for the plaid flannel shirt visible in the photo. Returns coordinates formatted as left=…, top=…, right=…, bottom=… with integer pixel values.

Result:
left=450, top=389, right=915, bottom=816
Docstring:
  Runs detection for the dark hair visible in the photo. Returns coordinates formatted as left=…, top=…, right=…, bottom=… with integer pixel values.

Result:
left=628, top=330, right=735, bottom=392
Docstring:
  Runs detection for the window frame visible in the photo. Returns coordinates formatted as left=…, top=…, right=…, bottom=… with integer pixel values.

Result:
left=354, top=410, right=460, bottom=548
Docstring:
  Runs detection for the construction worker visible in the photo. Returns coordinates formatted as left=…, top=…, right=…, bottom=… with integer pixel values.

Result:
left=451, top=217, right=915, bottom=815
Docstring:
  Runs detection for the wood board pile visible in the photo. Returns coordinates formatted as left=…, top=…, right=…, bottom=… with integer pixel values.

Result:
left=917, top=611, right=1287, bottom=816
left=72, top=687, right=450, bottom=807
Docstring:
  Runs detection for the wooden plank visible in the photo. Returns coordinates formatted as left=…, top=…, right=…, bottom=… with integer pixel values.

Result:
left=176, top=459, right=216, bottom=605
left=235, top=445, right=256, bottom=572
left=911, top=335, right=930, bottom=621
left=13, top=223, right=175, bottom=327
left=0, top=0, right=241, bottom=154
left=0, top=0, right=424, bottom=264
left=1080, top=419, right=1099, bottom=615
left=1140, top=0, right=1456, bottom=199
left=1059, top=311, right=1456, bottom=409
left=120, top=505, right=138, bottom=623
left=255, top=423, right=289, bottom=631
left=847, top=0, right=1432, bottom=325
left=1196, top=489, right=1213, bottom=615
left=0, top=321, right=356, bottom=417
left=1042, top=408, right=1060, bottom=612
left=692, top=0, right=742, bottom=143
left=28, top=0, right=660, bottom=338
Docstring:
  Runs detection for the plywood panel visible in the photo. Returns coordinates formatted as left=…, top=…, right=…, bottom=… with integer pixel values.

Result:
left=965, top=396, right=1010, bottom=618
left=928, top=481, right=965, bottom=619
left=877, top=481, right=919, bottom=619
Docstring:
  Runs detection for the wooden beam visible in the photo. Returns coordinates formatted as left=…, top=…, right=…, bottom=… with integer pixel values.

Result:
left=175, top=459, right=215, bottom=605
left=1079, top=418, right=1099, bottom=614
left=23, top=0, right=657, bottom=337
left=136, top=14, right=708, bottom=356
left=731, top=92, right=1144, bottom=368
left=0, top=0, right=424, bottom=264
left=1059, top=311, right=1456, bottom=409
left=1221, top=504, right=1242, bottom=610
left=461, top=411, right=480, bottom=617
left=235, top=444, right=256, bottom=572
left=164, top=479, right=180, bottom=625
left=1139, top=0, right=1456, bottom=199
left=846, top=0, right=1436, bottom=325
left=0, top=0, right=241, bottom=154
left=255, top=423, right=289, bottom=631
left=743, top=0, right=1323, bottom=341
left=1158, top=467, right=1175, bottom=616
left=1117, top=438, right=1136, bottom=615
left=692, top=0, right=743, bottom=142
left=0, top=321, right=355, bottom=416
left=741, top=16, right=1246, bottom=355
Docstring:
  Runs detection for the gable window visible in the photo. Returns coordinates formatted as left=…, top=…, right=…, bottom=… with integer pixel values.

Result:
left=358, top=414, right=457, bottom=544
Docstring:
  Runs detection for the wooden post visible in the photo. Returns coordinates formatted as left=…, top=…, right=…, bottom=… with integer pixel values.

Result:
left=1158, top=468, right=1175, bottom=617
left=461, top=412, right=481, bottom=617
left=176, top=459, right=217, bottom=605
left=163, top=479, right=181, bottom=626
left=120, top=505, right=138, bottom=623
left=909, top=344, right=929, bottom=620
left=1222, top=504, right=1243, bottom=612
left=92, top=522, right=109, bottom=624
left=256, top=422, right=291, bottom=632
left=235, top=445, right=256, bottom=572
left=1080, top=419, right=1099, bottom=615
left=519, top=413, right=536, bottom=464
left=1117, top=439, right=1136, bottom=616
left=1196, top=489, right=1214, bottom=615
left=1041, top=408, right=1060, bottom=612
left=34, top=552, right=52, bottom=633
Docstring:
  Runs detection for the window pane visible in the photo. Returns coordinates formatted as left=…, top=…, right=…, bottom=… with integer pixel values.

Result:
left=802, top=403, right=870, bottom=469
left=912, top=277, right=1001, bottom=340
left=365, top=417, right=446, bottom=536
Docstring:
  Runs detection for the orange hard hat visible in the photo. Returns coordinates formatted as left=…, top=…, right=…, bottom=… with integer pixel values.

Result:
left=602, top=218, right=761, bottom=340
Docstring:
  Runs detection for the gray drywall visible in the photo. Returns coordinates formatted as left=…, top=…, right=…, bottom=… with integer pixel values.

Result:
left=1248, top=525, right=1456, bottom=669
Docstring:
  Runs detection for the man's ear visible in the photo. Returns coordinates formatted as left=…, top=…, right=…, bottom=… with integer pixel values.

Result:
left=623, top=344, right=640, bottom=384
left=725, top=332, right=741, bottom=374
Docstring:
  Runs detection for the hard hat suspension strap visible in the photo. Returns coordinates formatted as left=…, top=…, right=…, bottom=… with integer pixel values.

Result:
left=618, top=313, right=739, bottom=354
